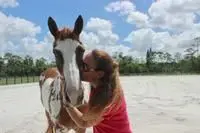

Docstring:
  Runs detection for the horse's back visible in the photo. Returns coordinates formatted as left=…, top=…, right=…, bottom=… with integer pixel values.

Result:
left=40, top=67, right=58, bottom=79
left=39, top=67, right=58, bottom=87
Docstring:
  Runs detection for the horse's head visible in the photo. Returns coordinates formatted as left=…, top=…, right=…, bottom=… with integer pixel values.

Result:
left=47, top=15, right=85, bottom=105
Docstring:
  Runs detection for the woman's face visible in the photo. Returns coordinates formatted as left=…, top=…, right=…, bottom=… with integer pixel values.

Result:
left=82, top=51, right=104, bottom=83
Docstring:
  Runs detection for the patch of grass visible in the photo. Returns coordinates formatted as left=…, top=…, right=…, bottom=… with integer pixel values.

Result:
left=0, top=76, right=40, bottom=85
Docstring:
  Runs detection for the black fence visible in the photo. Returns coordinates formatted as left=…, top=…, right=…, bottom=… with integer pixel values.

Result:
left=0, top=76, right=40, bottom=85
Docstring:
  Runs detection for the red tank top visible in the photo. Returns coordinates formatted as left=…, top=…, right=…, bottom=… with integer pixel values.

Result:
left=90, top=88, right=133, bottom=133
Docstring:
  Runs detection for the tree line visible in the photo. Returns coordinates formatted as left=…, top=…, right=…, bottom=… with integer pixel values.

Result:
left=0, top=53, right=55, bottom=77
left=113, top=48, right=200, bottom=75
left=0, top=37, right=200, bottom=77
left=114, top=37, right=200, bottom=75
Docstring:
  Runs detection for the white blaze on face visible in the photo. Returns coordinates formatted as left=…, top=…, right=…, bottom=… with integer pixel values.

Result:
left=55, top=39, right=81, bottom=105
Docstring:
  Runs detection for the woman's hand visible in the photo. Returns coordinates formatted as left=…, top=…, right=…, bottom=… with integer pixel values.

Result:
left=64, top=103, right=104, bottom=128
left=63, top=101, right=74, bottom=108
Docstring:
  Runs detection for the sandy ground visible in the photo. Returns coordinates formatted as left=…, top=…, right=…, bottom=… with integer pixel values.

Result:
left=0, top=75, right=200, bottom=133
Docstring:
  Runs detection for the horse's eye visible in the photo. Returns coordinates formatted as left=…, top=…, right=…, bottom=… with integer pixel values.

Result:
left=53, top=49, right=60, bottom=55
left=83, top=63, right=88, bottom=71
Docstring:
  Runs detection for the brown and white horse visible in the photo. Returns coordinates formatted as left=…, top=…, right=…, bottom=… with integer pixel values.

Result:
left=39, top=15, right=90, bottom=133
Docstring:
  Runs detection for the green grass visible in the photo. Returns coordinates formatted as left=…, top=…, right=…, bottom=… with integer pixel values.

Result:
left=0, top=76, right=40, bottom=85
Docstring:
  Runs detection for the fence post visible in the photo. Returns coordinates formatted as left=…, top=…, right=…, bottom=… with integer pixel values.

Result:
left=6, top=76, right=8, bottom=85
left=14, top=76, right=16, bottom=84
left=27, top=75, right=29, bottom=83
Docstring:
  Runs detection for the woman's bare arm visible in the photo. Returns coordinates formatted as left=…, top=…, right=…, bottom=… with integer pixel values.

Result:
left=65, top=104, right=104, bottom=128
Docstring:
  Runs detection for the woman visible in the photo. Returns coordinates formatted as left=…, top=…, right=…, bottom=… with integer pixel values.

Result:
left=64, top=49, right=132, bottom=133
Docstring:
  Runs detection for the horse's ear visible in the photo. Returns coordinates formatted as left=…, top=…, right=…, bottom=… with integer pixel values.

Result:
left=48, top=16, right=58, bottom=37
left=73, top=15, right=83, bottom=36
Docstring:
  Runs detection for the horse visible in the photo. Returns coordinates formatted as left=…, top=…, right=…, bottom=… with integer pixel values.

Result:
left=39, top=15, right=90, bottom=133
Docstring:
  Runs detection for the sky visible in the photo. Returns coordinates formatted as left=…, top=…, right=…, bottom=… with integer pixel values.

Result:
left=0, top=0, right=200, bottom=61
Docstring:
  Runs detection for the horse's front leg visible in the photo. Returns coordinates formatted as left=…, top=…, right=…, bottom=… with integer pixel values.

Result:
left=45, top=125, right=55, bottom=133
left=45, top=111, right=55, bottom=133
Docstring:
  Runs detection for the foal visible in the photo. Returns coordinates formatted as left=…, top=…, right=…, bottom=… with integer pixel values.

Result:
left=39, top=15, right=90, bottom=133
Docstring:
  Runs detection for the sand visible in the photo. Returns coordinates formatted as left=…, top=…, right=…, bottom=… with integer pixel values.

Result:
left=0, top=75, right=200, bottom=133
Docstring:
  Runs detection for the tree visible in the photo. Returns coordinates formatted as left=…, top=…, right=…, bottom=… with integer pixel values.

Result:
left=194, top=37, right=200, bottom=56
left=35, top=57, right=47, bottom=75
left=146, top=48, right=155, bottom=72
left=23, top=55, right=34, bottom=76
left=0, top=56, right=5, bottom=76
left=174, top=52, right=182, bottom=63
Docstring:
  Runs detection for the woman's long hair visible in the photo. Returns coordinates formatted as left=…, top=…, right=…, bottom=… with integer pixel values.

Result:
left=89, top=49, right=121, bottom=109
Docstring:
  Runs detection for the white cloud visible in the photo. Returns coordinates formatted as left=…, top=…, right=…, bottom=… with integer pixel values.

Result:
left=124, top=27, right=200, bottom=56
left=0, top=12, right=41, bottom=37
left=125, top=28, right=166, bottom=52
left=148, top=0, right=200, bottom=31
left=0, top=11, right=54, bottom=61
left=2, top=0, right=200, bottom=61
left=126, top=11, right=149, bottom=28
left=80, top=17, right=137, bottom=57
left=81, top=31, right=100, bottom=49
left=94, top=44, right=133, bottom=56
left=105, top=0, right=200, bottom=31
left=105, top=0, right=200, bottom=57
left=19, top=33, right=54, bottom=61
left=0, top=0, right=18, bottom=8
left=86, top=17, right=113, bottom=32
left=105, top=1, right=135, bottom=15
left=81, top=30, right=132, bottom=56
left=81, top=17, right=119, bottom=48
left=105, top=0, right=200, bottom=30
left=0, top=13, right=132, bottom=62
left=175, top=31, right=200, bottom=49
left=105, top=1, right=149, bottom=28
left=81, top=15, right=200, bottom=57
